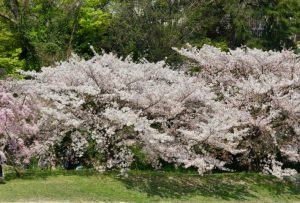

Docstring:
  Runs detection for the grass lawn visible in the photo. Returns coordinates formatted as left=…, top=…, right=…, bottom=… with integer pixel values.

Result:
left=1, top=167, right=300, bottom=202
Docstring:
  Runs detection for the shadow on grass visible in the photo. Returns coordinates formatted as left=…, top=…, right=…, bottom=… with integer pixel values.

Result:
left=4, top=168, right=98, bottom=182
left=118, top=172, right=300, bottom=201
left=118, top=172, right=253, bottom=200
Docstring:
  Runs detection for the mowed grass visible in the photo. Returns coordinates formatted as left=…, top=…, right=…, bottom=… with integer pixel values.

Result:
left=1, top=168, right=300, bottom=202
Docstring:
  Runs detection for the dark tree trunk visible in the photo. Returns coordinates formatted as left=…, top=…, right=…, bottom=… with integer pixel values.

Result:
left=0, top=165, right=3, bottom=178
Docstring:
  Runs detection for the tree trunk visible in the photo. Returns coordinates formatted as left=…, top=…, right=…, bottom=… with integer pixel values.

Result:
left=67, top=0, right=83, bottom=58
left=0, top=165, right=3, bottom=180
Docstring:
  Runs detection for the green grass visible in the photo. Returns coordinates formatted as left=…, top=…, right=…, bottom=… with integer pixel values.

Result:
left=1, top=168, right=300, bottom=202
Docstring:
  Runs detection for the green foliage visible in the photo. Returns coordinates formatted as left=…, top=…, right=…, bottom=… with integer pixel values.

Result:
left=74, top=0, right=111, bottom=58
left=24, top=0, right=78, bottom=67
left=0, top=0, right=299, bottom=70
left=78, top=9, right=110, bottom=35
left=0, top=25, right=24, bottom=76
left=295, top=41, right=300, bottom=54
left=257, top=0, right=300, bottom=50
left=192, top=38, right=229, bottom=51
left=187, top=0, right=300, bottom=50
left=103, top=0, right=187, bottom=64
left=129, top=144, right=152, bottom=170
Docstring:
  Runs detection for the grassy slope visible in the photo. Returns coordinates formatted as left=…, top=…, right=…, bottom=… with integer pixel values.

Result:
left=1, top=169, right=300, bottom=202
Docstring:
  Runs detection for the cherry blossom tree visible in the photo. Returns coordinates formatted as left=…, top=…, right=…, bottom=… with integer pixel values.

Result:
left=3, top=45, right=299, bottom=178
left=174, top=45, right=300, bottom=177
left=0, top=83, right=39, bottom=173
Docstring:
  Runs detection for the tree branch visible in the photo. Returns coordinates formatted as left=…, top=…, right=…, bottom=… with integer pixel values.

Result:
left=22, top=0, right=29, bottom=16
left=0, top=12, right=17, bottom=24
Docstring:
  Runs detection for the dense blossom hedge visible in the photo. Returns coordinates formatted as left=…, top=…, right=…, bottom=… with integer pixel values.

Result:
left=0, top=45, right=299, bottom=178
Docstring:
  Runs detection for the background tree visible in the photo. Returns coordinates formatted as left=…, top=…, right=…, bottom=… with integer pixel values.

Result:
left=186, top=0, right=300, bottom=50
left=103, top=0, right=197, bottom=64
left=73, top=0, right=111, bottom=58
left=0, top=20, right=24, bottom=76
left=0, top=0, right=299, bottom=70
left=0, top=0, right=111, bottom=69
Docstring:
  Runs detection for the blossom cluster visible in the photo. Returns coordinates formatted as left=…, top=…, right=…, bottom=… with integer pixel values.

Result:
left=0, top=83, right=39, bottom=165
left=2, top=45, right=299, bottom=178
left=174, top=45, right=300, bottom=177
